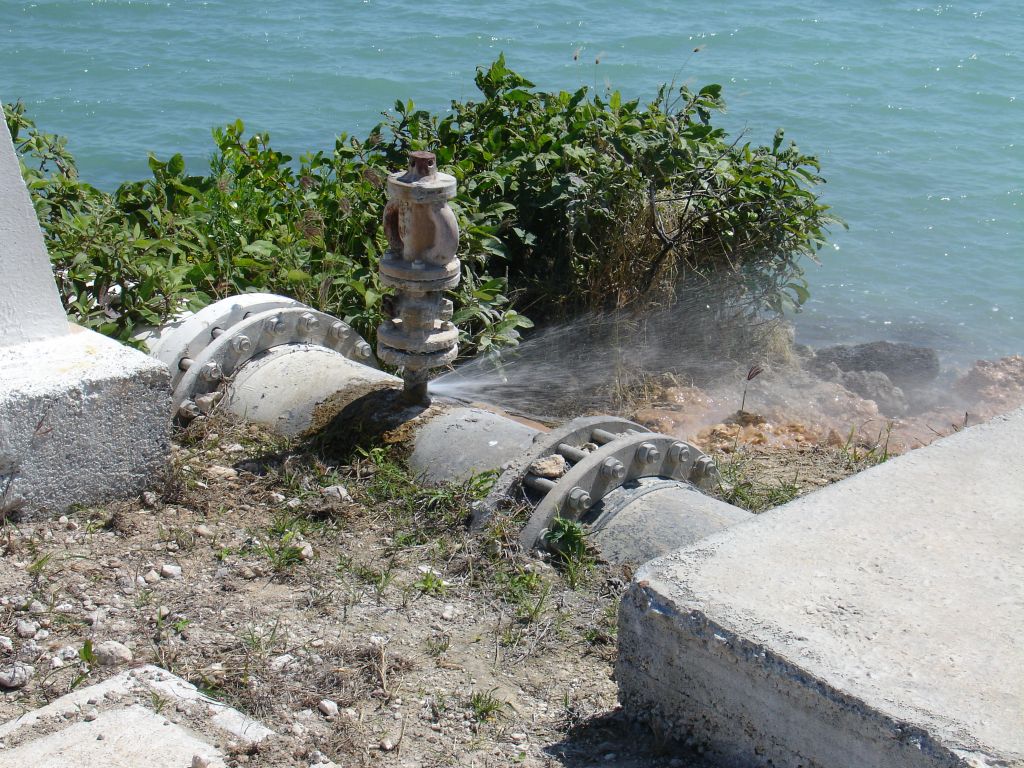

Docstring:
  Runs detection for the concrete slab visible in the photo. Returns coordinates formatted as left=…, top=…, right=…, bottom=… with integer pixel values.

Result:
left=0, top=665, right=273, bottom=767
left=617, top=408, right=1024, bottom=768
left=0, top=328, right=170, bottom=518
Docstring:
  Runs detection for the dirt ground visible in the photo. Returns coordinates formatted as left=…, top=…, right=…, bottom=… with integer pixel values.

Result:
left=0, top=407, right=953, bottom=767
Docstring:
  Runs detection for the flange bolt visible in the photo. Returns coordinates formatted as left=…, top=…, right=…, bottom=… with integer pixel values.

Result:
left=264, top=315, right=285, bottom=335
left=637, top=442, right=661, bottom=465
left=199, top=361, right=223, bottom=382
left=667, top=441, right=690, bottom=465
left=330, top=321, right=349, bottom=340
left=300, top=312, right=319, bottom=332
left=567, top=487, right=593, bottom=513
left=600, top=458, right=627, bottom=479
left=693, top=455, right=715, bottom=478
left=356, top=341, right=373, bottom=360
left=231, top=335, right=252, bottom=353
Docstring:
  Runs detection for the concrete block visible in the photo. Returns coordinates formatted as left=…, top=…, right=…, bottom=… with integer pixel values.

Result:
left=618, top=408, right=1024, bottom=768
left=0, top=665, right=274, bottom=767
left=0, top=327, right=171, bottom=518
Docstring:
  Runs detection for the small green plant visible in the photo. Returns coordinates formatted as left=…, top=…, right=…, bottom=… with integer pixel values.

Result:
left=715, top=452, right=801, bottom=513
left=415, top=570, right=448, bottom=597
left=78, top=639, right=97, bottom=667
left=26, top=552, right=52, bottom=585
left=840, top=422, right=894, bottom=469
left=468, top=689, right=506, bottom=723
left=424, top=633, right=451, bottom=658
left=542, top=517, right=593, bottom=588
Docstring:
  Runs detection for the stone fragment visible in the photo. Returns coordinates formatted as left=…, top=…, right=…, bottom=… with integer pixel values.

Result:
left=0, top=662, right=33, bottom=689
left=529, top=454, right=568, bottom=479
left=321, top=485, right=352, bottom=501
left=15, top=619, right=38, bottom=639
left=317, top=699, right=339, bottom=718
left=94, top=640, right=133, bottom=666
left=205, top=465, right=238, bottom=480
left=160, top=563, right=183, bottom=579
left=143, top=569, right=161, bottom=585
left=142, top=491, right=159, bottom=508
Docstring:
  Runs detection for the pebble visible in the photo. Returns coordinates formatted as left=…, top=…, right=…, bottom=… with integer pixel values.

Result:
left=160, top=563, right=182, bottom=580
left=299, top=543, right=314, bottom=561
left=317, top=699, right=339, bottom=718
left=441, top=605, right=457, bottom=622
left=286, top=497, right=302, bottom=509
left=379, top=738, right=396, bottom=752
left=135, top=576, right=148, bottom=588
left=94, top=640, right=133, bottom=666
left=205, top=465, right=238, bottom=480
left=194, top=525, right=214, bottom=539
left=28, top=600, right=46, bottom=615
left=269, top=492, right=286, bottom=504
left=529, top=454, right=568, bottom=478
left=0, top=637, right=13, bottom=654
left=191, top=755, right=212, bottom=768
left=141, top=491, right=159, bottom=508
left=15, top=620, right=38, bottom=639
left=321, top=485, right=352, bottom=502
left=143, top=570, right=161, bottom=585
left=83, top=709, right=98, bottom=722
left=156, top=606, right=171, bottom=620
left=509, top=732, right=527, bottom=744
left=0, top=663, right=33, bottom=689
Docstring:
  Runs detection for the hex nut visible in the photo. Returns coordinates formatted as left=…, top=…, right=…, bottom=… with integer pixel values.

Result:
left=668, top=441, right=690, bottom=465
left=264, top=316, right=285, bottom=334
left=637, top=442, right=661, bottom=465
left=199, top=361, right=223, bottom=382
left=356, top=341, right=373, bottom=359
left=600, top=458, right=627, bottom=479
left=300, top=312, right=319, bottom=332
left=567, top=487, right=592, bottom=512
left=330, top=321, right=349, bottom=340
left=231, top=335, right=252, bottom=353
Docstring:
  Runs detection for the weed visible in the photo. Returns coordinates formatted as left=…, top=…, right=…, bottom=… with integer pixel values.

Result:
left=840, top=422, right=894, bottom=469
left=467, top=689, right=506, bottom=723
left=424, top=633, right=451, bottom=658
left=543, top=517, right=593, bottom=589
left=715, top=452, right=801, bottom=513
left=414, top=570, right=448, bottom=597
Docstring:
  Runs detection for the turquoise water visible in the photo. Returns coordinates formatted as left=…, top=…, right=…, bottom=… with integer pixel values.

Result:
left=2, top=1, right=1022, bottom=365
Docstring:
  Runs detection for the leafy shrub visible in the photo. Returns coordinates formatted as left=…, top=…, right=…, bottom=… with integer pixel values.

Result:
left=4, top=56, right=836, bottom=358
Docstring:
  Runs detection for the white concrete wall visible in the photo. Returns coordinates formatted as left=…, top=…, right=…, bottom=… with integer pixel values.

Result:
left=0, top=104, right=69, bottom=347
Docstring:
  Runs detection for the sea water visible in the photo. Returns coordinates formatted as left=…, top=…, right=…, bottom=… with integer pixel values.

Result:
left=2, top=0, right=1021, bottom=366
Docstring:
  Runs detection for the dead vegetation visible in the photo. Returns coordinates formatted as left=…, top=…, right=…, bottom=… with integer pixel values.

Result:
left=0, top=414, right=708, bottom=767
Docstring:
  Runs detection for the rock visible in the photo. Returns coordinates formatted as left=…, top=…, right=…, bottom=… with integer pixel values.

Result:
left=205, top=465, right=238, bottom=481
left=0, top=663, right=33, bottom=689
left=194, top=524, right=214, bottom=539
left=509, top=732, right=527, bottom=744
left=160, top=563, right=182, bottom=579
left=0, top=636, right=12, bottom=654
left=15, top=620, right=38, bottom=639
left=954, top=355, right=1024, bottom=407
left=441, top=605, right=457, bottom=622
left=286, top=497, right=302, bottom=509
left=28, top=600, right=46, bottom=614
left=269, top=654, right=295, bottom=673
left=840, top=370, right=909, bottom=416
left=811, top=341, right=940, bottom=389
left=269, top=492, right=286, bottom=504
left=94, top=640, right=133, bottom=666
left=195, top=392, right=222, bottom=415
left=379, top=738, right=396, bottom=752
left=143, top=569, right=160, bottom=585
left=191, top=755, right=213, bottom=768
left=299, top=543, right=314, bottom=561
left=317, top=699, right=339, bottom=717
left=321, top=485, right=352, bottom=502
left=529, top=454, right=568, bottom=479
left=141, top=491, right=159, bottom=508
left=83, top=709, right=98, bottom=722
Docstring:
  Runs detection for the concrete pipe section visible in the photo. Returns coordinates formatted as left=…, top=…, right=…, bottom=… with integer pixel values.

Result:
left=147, top=292, right=751, bottom=567
left=145, top=292, right=398, bottom=436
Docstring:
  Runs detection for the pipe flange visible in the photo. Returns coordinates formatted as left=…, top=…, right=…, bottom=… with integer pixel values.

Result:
left=471, top=416, right=648, bottom=529
left=148, top=293, right=303, bottom=390
left=171, top=307, right=375, bottom=415
left=377, top=320, right=459, bottom=354
left=517, top=432, right=721, bottom=551
left=376, top=345, right=459, bottom=373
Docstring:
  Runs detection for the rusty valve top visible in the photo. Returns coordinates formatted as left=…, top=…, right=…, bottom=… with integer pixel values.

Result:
left=376, top=151, right=462, bottom=404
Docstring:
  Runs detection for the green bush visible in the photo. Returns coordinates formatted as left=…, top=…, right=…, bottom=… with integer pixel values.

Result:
left=4, top=56, right=837, bottom=357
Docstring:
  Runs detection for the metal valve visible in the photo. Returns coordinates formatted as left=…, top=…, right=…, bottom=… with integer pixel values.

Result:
left=376, top=150, right=461, bottom=404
